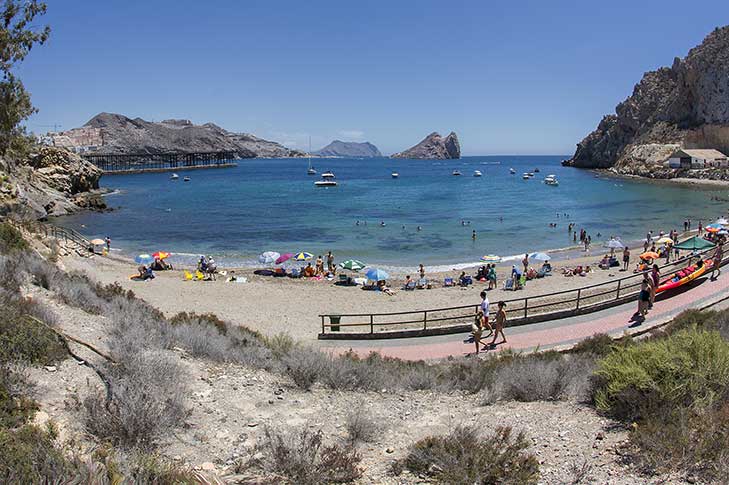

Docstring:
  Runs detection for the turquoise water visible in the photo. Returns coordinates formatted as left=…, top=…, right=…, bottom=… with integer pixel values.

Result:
left=59, top=156, right=727, bottom=271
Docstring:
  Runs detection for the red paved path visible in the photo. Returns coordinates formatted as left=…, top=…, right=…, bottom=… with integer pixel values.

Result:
left=321, top=273, right=729, bottom=361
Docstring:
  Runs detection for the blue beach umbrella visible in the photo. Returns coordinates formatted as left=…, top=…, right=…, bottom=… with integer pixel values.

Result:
left=135, top=254, right=154, bottom=265
left=294, top=252, right=314, bottom=261
left=529, top=252, right=551, bottom=261
left=365, top=268, right=389, bottom=281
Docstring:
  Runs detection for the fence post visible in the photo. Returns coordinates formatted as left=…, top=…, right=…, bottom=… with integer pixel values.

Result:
left=321, top=316, right=325, bottom=334
left=423, top=311, right=428, bottom=330
left=370, top=315, right=374, bottom=334
left=616, top=280, right=621, bottom=299
left=576, top=289, right=581, bottom=310
left=523, top=298, right=528, bottom=318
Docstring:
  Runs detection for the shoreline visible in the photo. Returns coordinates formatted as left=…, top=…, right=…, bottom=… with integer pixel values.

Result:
left=595, top=169, right=729, bottom=188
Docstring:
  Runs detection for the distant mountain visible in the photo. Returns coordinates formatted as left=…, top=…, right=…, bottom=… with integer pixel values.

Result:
left=79, top=113, right=305, bottom=158
left=314, top=140, right=382, bottom=158
left=391, top=132, right=460, bottom=159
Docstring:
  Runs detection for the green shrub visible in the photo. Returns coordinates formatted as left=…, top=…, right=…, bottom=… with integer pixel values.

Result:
left=593, top=329, right=729, bottom=421
left=571, top=333, right=624, bottom=356
left=0, top=366, right=37, bottom=429
left=0, top=424, right=71, bottom=483
left=660, top=309, right=718, bottom=335
left=0, top=222, right=28, bottom=254
left=0, top=313, right=66, bottom=365
left=395, top=425, right=539, bottom=484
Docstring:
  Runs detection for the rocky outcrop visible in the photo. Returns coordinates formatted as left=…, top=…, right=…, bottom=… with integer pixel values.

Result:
left=564, top=26, right=729, bottom=178
left=0, top=147, right=105, bottom=219
left=391, top=132, right=460, bottom=159
left=80, top=113, right=305, bottom=158
left=314, top=140, right=382, bottom=158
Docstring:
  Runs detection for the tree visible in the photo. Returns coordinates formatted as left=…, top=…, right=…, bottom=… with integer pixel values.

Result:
left=0, top=1, right=50, bottom=156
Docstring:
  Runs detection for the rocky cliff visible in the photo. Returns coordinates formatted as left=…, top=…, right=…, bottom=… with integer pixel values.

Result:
left=391, top=132, right=460, bottom=159
left=564, top=26, right=729, bottom=179
left=314, top=140, right=382, bottom=158
left=0, top=147, right=104, bottom=219
left=79, top=113, right=305, bottom=158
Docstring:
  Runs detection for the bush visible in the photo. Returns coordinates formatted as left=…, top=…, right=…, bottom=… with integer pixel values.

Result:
left=0, top=365, right=36, bottom=429
left=0, top=312, right=66, bottom=365
left=345, top=407, right=381, bottom=444
left=571, top=333, right=620, bottom=356
left=0, top=424, right=71, bottom=484
left=282, top=348, right=329, bottom=390
left=51, top=272, right=106, bottom=314
left=0, top=222, right=28, bottom=254
left=395, top=425, right=539, bottom=484
left=255, top=426, right=362, bottom=484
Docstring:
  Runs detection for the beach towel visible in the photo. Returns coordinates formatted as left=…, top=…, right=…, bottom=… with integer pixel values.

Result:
left=444, top=277, right=454, bottom=287
left=195, top=270, right=205, bottom=280
left=183, top=270, right=193, bottom=281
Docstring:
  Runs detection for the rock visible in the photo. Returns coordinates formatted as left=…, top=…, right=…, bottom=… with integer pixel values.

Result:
left=391, top=132, right=461, bottom=159
left=314, top=140, right=383, bottom=158
left=564, top=25, right=729, bottom=181
left=44, top=365, right=57, bottom=372
left=247, top=421, right=259, bottom=427
left=385, top=447, right=395, bottom=454
left=33, top=411, right=50, bottom=427
left=595, top=432, right=605, bottom=440
left=200, top=462, right=215, bottom=471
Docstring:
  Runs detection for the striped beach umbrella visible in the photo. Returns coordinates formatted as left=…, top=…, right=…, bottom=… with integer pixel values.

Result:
left=294, top=252, right=314, bottom=261
left=480, top=254, right=501, bottom=263
left=706, top=224, right=722, bottom=233
left=258, top=251, right=280, bottom=264
left=339, top=259, right=366, bottom=271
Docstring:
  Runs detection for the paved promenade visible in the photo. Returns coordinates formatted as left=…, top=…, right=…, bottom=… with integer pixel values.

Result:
left=320, top=272, right=729, bottom=361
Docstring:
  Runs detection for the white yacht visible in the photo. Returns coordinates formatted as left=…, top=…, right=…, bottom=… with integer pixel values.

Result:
left=509, top=168, right=516, bottom=174
left=391, top=172, right=399, bottom=178
left=183, top=176, right=191, bottom=182
left=522, top=173, right=530, bottom=180
left=315, top=172, right=337, bottom=187
left=452, top=170, right=462, bottom=176
left=170, top=173, right=179, bottom=180
left=473, top=170, right=482, bottom=177
left=544, top=174, right=559, bottom=186
left=306, top=137, right=316, bottom=175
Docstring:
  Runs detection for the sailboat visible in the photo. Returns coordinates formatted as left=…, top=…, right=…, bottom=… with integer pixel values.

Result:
left=307, top=136, right=316, bottom=175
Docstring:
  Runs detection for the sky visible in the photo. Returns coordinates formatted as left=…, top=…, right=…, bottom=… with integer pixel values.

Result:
left=19, top=0, right=729, bottom=155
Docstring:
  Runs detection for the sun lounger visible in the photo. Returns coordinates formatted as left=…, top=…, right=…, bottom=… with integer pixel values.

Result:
left=403, top=280, right=416, bottom=290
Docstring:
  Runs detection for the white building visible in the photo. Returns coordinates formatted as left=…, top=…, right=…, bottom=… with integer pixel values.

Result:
left=667, top=149, right=728, bottom=169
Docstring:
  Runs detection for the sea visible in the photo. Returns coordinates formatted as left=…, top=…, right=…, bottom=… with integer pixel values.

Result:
left=57, top=155, right=728, bottom=273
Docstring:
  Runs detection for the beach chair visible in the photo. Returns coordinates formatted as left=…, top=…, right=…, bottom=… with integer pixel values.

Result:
left=404, top=280, right=416, bottom=290
left=503, top=278, right=514, bottom=290
left=416, top=278, right=429, bottom=289
left=195, top=270, right=205, bottom=280
left=443, top=277, right=454, bottom=287
left=183, top=270, right=193, bottom=281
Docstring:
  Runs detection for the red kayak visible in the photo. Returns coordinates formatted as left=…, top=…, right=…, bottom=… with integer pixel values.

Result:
left=656, top=258, right=713, bottom=293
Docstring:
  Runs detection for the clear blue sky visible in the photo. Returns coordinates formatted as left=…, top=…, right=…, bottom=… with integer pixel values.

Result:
left=20, top=0, right=729, bottom=155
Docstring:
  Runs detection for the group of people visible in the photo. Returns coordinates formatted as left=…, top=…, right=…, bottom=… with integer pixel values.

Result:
left=301, top=251, right=336, bottom=278
left=475, top=264, right=498, bottom=289
left=470, top=291, right=507, bottom=354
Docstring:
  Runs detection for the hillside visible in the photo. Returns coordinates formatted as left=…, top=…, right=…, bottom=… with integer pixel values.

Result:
left=564, top=26, right=729, bottom=179
left=78, top=113, right=306, bottom=158
left=391, top=132, right=460, bottom=159
left=314, top=140, right=382, bottom=158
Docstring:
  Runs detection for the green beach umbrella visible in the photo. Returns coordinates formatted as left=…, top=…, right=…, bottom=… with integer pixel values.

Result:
left=674, top=236, right=715, bottom=251
left=339, top=259, right=366, bottom=271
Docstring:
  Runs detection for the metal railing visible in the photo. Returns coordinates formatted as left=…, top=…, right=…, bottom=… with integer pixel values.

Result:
left=7, top=219, right=90, bottom=252
left=318, top=247, right=720, bottom=339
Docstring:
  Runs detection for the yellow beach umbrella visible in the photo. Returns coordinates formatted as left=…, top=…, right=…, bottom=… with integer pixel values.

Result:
left=656, top=237, right=673, bottom=245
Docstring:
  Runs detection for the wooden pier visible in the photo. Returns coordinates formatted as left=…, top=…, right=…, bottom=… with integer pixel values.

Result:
left=81, top=151, right=238, bottom=174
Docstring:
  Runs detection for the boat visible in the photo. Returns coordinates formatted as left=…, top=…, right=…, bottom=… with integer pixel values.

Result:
left=170, top=173, right=179, bottom=180
left=306, top=136, right=316, bottom=175
left=473, top=170, right=482, bottom=177
left=534, top=168, right=540, bottom=173
left=391, top=172, right=399, bottom=178
left=183, top=176, right=191, bottom=182
left=509, top=168, right=516, bottom=174
left=527, top=172, right=534, bottom=177
left=544, top=174, right=559, bottom=186
left=314, top=172, right=337, bottom=187
left=656, top=258, right=713, bottom=293
left=522, top=173, right=530, bottom=179
left=452, top=170, right=462, bottom=176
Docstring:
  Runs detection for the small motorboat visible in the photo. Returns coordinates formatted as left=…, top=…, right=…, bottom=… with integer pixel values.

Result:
left=544, top=174, right=559, bottom=186
left=473, top=170, right=482, bottom=177
left=307, top=167, right=317, bottom=175
left=509, top=168, right=516, bottom=174
left=657, top=258, right=713, bottom=293
left=452, top=170, right=462, bottom=176
left=314, top=172, right=337, bottom=187
left=527, top=172, right=534, bottom=177
left=183, top=176, right=191, bottom=182
left=392, top=172, right=399, bottom=178
left=170, top=173, right=179, bottom=180
left=522, top=173, right=530, bottom=179
left=534, top=168, right=540, bottom=173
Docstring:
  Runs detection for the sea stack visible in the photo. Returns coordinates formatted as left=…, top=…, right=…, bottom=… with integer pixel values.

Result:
left=563, top=26, right=729, bottom=178
left=391, top=132, right=461, bottom=159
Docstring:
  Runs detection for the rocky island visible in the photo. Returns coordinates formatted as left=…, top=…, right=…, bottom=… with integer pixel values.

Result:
left=564, top=26, right=729, bottom=181
left=391, top=131, right=461, bottom=159
left=61, top=113, right=306, bottom=159
left=314, top=140, right=382, bottom=158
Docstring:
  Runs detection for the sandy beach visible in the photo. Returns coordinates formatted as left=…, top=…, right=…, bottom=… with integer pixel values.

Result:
left=64, top=235, right=683, bottom=343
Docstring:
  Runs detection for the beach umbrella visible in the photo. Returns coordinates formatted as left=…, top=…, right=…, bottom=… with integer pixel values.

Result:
left=152, top=251, right=171, bottom=260
left=340, top=259, right=366, bottom=271
left=655, top=237, right=673, bottom=245
left=481, top=254, right=501, bottom=263
left=716, top=218, right=729, bottom=226
left=135, top=254, right=154, bottom=265
left=275, top=253, right=293, bottom=264
left=365, top=268, right=389, bottom=281
left=529, top=252, right=551, bottom=261
left=258, top=251, right=280, bottom=264
left=294, top=252, right=314, bottom=261
left=719, top=230, right=729, bottom=236
left=603, top=239, right=624, bottom=250
left=706, top=224, right=723, bottom=233
left=90, top=238, right=106, bottom=245
left=639, top=251, right=660, bottom=260
left=674, top=236, right=715, bottom=251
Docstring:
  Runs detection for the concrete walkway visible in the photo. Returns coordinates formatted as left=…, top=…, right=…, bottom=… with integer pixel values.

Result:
left=320, top=272, right=729, bottom=361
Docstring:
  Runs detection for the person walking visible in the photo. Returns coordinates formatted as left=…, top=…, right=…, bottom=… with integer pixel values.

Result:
left=479, top=291, right=490, bottom=325
left=105, top=236, right=111, bottom=252
left=711, top=241, right=724, bottom=280
left=489, top=301, right=507, bottom=347
left=326, top=251, right=334, bottom=273
left=419, top=263, right=425, bottom=279
left=637, top=275, right=651, bottom=320
left=471, top=311, right=485, bottom=355
left=522, top=254, right=529, bottom=273
left=622, top=247, right=630, bottom=271
left=649, top=264, right=660, bottom=309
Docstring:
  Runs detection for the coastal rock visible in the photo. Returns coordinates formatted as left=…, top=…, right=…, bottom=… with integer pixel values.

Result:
left=75, top=112, right=305, bottom=158
left=314, top=140, right=382, bottom=158
left=564, top=25, right=729, bottom=179
left=391, top=131, right=460, bottom=159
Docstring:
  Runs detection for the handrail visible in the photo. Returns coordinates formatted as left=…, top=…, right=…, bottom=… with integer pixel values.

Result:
left=319, top=245, right=720, bottom=339
left=5, top=218, right=91, bottom=252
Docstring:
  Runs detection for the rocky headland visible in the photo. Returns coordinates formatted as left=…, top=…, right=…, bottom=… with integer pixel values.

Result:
left=75, top=113, right=306, bottom=158
left=314, top=140, right=382, bottom=158
left=391, top=131, right=461, bottom=159
left=0, top=146, right=105, bottom=219
left=564, top=26, right=729, bottom=181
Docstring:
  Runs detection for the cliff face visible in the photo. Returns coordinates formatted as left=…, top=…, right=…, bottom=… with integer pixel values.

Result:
left=565, top=26, right=729, bottom=177
left=314, top=140, right=382, bottom=158
left=0, top=147, right=104, bottom=219
left=81, top=113, right=305, bottom=158
left=391, top=132, right=460, bottom=159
